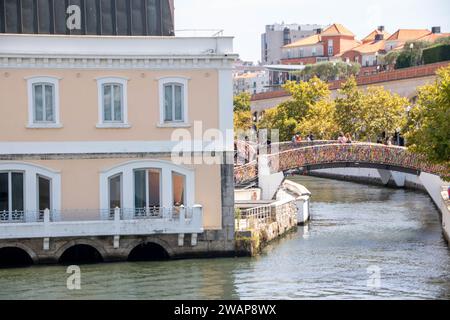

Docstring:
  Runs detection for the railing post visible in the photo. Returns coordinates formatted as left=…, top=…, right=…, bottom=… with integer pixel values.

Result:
left=179, top=205, right=186, bottom=226
left=114, top=207, right=121, bottom=236
left=44, top=208, right=50, bottom=225
left=114, top=207, right=121, bottom=222
left=192, top=205, right=203, bottom=230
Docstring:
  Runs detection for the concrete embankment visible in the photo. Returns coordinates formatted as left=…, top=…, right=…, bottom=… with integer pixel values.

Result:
left=234, top=180, right=311, bottom=256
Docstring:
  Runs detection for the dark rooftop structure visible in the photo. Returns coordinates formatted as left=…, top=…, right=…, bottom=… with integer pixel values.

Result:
left=0, top=0, right=175, bottom=36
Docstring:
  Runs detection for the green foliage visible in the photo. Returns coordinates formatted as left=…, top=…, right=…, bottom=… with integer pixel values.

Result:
left=233, top=92, right=253, bottom=132
left=435, top=36, right=450, bottom=45
left=405, top=65, right=450, bottom=180
left=380, top=51, right=400, bottom=67
left=234, top=110, right=253, bottom=132
left=423, top=44, right=450, bottom=65
left=395, top=41, right=433, bottom=69
left=294, top=61, right=361, bottom=82
left=281, top=77, right=331, bottom=122
left=297, top=100, right=339, bottom=139
left=233, top=92, right=251, bottom=112
left=358, top=87, right=408, bottom=141
left=257, top=77, right=338, bottom=140
left=334, top=76, right=365, bottom=136
left=258, top=76, right=409, bottom=143
left=258, top=107, right=298, bottom=141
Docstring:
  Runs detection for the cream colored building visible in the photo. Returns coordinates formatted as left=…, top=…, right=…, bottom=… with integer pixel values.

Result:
left=0, top=34, right=237, bottom=255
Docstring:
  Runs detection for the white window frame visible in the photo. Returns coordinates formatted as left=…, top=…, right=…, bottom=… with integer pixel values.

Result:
left=158, top=77, right=190, bottom=128
left=96, top=77, right=130, bottom=128
left=100, top=160, right=195, bottom=216
left=0, top=171, right=25, bottom=215
left=36, top=174, right=52, bottom=212
left=26, top=76, right=62, bottom=129
left=133, top=168, right=162, bottom=209
left=0, top=162, right=61, bottom=222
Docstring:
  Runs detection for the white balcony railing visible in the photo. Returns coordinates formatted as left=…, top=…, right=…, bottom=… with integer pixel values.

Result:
left=0, top=206, right=203, bottom=240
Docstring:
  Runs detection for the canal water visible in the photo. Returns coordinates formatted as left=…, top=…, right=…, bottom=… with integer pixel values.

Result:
left=0, top=176, right=449, bottom=300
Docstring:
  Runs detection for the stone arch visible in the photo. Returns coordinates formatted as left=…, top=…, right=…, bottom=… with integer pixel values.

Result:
left=125, top=237, right=174, bottom=259
left=55, top=239, right=107, bottom=262
left=0, top=243, right=38, bottom=265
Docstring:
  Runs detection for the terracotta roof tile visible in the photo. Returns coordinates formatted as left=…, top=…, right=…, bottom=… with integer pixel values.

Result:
left=387, top=29, right=431, bottom=41
left=362, top=29, right=391, bottom=43
left=321, top=23, right=355, bottom=37
left=283, top=34, right=322, bottom=48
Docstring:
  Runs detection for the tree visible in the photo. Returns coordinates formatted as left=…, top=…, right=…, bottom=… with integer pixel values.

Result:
left=233, top=92, right=253, bottom=132
left=334, top=76, right=365, bottom=136
left=379, top=51, right=400, bottom=68
left=294, top=61, right=360, bottom=82
left=234, top=110, right=253, bottom=132
left=233, top=92, right=251, bottom=112
left=257, top=107, right=297, bottom=142
left=395, top=41, right=432, bottom=69
left=297, top=100, right=339, bottom=139
left=280, top=76, right=331, bottom=122
left=359, top=86, right=408, bottom=141
left=257, top=77, right=339, bottom=141
left=405, top=65, right=450, bottom=180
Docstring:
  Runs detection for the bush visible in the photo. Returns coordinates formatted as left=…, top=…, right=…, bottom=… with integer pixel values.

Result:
left=423, top=44, right=450, bottom=64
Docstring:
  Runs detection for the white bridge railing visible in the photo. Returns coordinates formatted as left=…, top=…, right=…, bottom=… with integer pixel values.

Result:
left=0, top=206, right=203, bottom=240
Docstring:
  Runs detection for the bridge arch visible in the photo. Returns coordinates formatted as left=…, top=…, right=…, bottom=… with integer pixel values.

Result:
left=126, top=238, right=173, bottom=262
left=0, top=244, right=37, bottom=267
left=56, top=239, right=106, bottom=265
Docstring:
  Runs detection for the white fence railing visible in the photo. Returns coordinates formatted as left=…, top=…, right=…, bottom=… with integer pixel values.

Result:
left=236, top=199, right=296, bottom=232
left=0, top=206, right=203, bottom=240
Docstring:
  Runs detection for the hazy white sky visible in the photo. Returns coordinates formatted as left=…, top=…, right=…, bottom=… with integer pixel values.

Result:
left=174, top=0, right=450, bottom=63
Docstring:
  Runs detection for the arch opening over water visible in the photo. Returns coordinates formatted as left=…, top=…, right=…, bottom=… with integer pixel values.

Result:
left=128, top=242, right=170, bottom=262
left=58, top=244, right=104, bottom=265
left=0, top=247, right=34, bottom=268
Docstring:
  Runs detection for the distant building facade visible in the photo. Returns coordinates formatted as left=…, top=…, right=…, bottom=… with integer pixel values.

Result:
left=261, top=23, right=323, bottom=65
left=233, top=71, right=270, bottom=95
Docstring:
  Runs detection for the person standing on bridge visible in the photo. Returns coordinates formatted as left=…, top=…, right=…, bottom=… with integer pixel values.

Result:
left=338, top=133, right=347, bottom=144
left=345, top=133, right=353, bottom=144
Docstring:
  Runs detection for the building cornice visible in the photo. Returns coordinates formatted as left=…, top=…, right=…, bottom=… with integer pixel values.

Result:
left=0, top=34, right=238, bottom=70
left=0, top=55, right=236, bottom=70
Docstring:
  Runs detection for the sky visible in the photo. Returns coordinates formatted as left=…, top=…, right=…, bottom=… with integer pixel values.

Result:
left=174, top=0, right=450, bottom=63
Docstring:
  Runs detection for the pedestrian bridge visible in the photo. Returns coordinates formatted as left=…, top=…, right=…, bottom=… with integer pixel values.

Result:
left=234, top=142, right=445, bottom=186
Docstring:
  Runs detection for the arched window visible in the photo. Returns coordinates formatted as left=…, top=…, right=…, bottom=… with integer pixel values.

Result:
left=100, top=160, right=195, bottom=219
left=26, top=76, right=61, bottom=128
left=158, top=77, right=189, bottom=127
left=96, top=77, right=129, bottom=128
left=0, top=163, right=61, bottom=222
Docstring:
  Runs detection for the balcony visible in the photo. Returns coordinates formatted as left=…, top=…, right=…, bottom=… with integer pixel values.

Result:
left=0, top=206, right=203, bottom=240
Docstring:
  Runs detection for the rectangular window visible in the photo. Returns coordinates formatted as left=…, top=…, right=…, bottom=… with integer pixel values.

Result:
left=134, top=169, right=161, bottom=210
left=109, top=174, right=122, bottom=212
left=0, top=172, right=24, bottom=221
left=172, top=173, right=186, bottom=207
left=328, top=40, right=334, bottom=56
left=164, top=84, right=184, bottom=122
left=38, top=176, right=51, bottom=212
left=102, top=84, right=123, bottom=123
left=0, top=173, right=8, bottom=213
left=33, top=83, right=55, bottom=123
